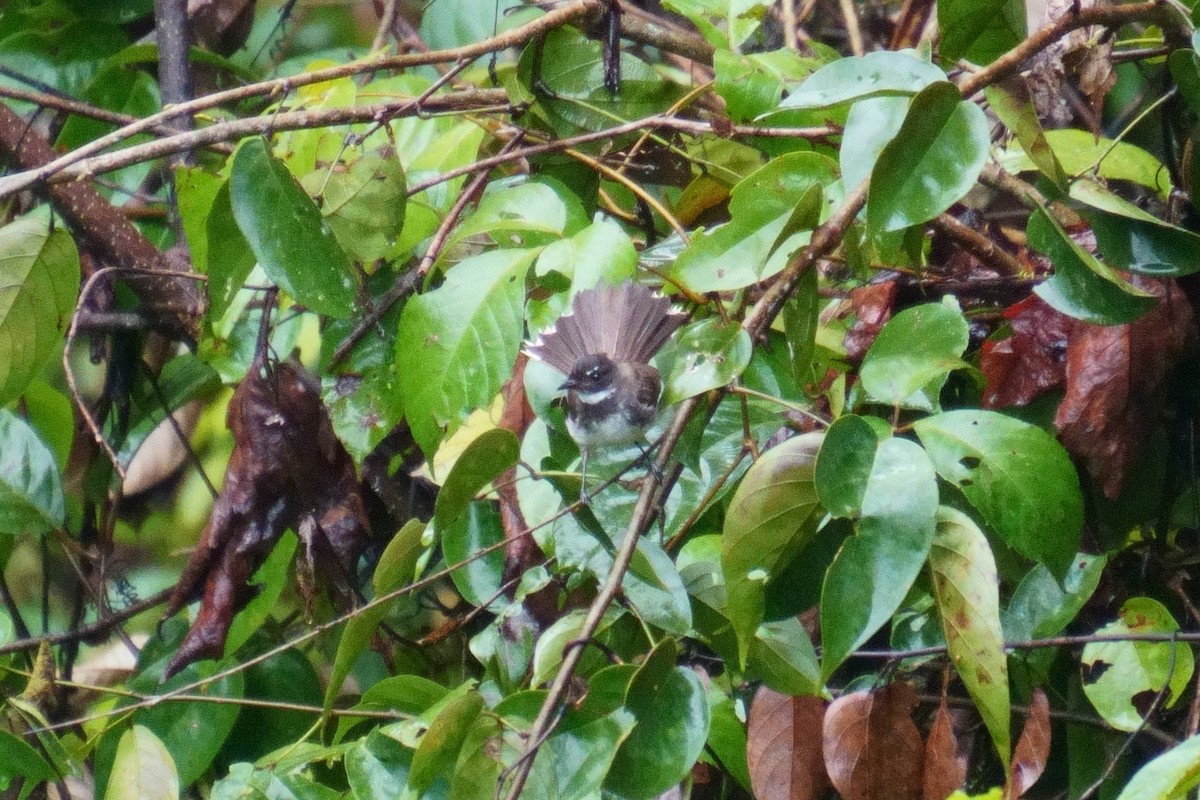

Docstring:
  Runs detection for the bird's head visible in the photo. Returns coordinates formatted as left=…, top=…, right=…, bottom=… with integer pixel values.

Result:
left=561, top=353, right=617, bottom=400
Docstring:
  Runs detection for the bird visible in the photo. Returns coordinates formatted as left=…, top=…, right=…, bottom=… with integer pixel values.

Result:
left=525, top=280, right=686, bottom=501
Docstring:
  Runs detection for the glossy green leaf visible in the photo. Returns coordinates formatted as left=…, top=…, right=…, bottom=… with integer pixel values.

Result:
left=221, top=647, right=321, bottom=762
left=998, top=130, right=1172, bottom=198
left=774, top=50, right=945, bottom=110
left=1005, top=554, right=1106, bottom=642
left=406, top=121, right=487, bottom=214
left=130, top=662, right=244, bottom=787
left=0, top=215, right=79, bottom=406
left=336, top=675, right=449, bottom=744
left=224, top=533, right=298, bottom=657
left=118, top=353, right=222, bottom=466
left=938, top=0, right=1024, bottom=64
left=781, top=265, right=819, bottom=384
left=324, top=519, right=424, bottom=714
left=723, top=432, right=824, bottom=665
left=532, top=609, right=620, bottom=687
left=435, top=429, right=519, bottom=531
left=0, top=728, right=57, bottom=799
left=984, top=77, right=1067, bottom=188
left=1071, top=179, right=1200, bottom=277
left=545, top=711, right=635, bottom=800
left=815, top=414, right=878, bottom=518
left=444, top=501, right=506, bottom=610
left=448, top=180, right=581, bottom=257
left=1114, top=733, right=1200, bottom=800
left=0, top=409, right=65, bottom=534
left=1082, top=597, right=1195, bottom=732
left=860, top=298, right=969, bottom=411
left=202, top=180, right=256, bottom=319
left=867, top=82, right=990, bottom=232
left=821, top=437, right=938, bottom=678
left=1028, top=205, right=1156, bottom=325
left=661, top=317, right=753, bottom=404
left=513, top=27, right=683, bottom=135
left=408, top=690, right=485, bottom=794
left=839, top=95, right=909, bottom=192
left=747, top=616, right=822, bottom=696
left=303, top=146, right=406, bottom=264
left=715, top=49, right=785, bottom=122
left=929, top=507, right=1010, bottom=769
left=670, top=153, right=835, bottom=292
left=104, top=726, right=178, bottom=800
left=605, top=640, right=711, bottom=799
left=229, top=138, right=358, bottom=317
left=396, top=248, right=535, bottom=459
left=913, top=409, right=1083, bottom=577
left=174, top=166, right=223, bottom=279
left=346, top=729, right=411, bottom=800
left=448, top=714, right=506, bottom=800
left=1170, top=48, right=1200, bottom=117
left=707, top=688, right=752, bottom=790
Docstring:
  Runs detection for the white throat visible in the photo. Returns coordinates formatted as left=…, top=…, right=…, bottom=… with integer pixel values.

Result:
left=574, top=385, right=616, bottom=404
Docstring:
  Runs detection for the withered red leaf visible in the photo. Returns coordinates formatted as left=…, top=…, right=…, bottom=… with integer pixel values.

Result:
left=823, top=682, right=923, bottom=800
left=843, top=280, right=899, bottom=362
left=1006, top=689, right=1051, bottom=799
left=163, top=360, right=369, bottom=678
left=981, top=295, right=1072, bottom=409
left=922, top=699, right=968, bottom=800
left=1054, top=276, right=1195, bottom=498
left=747, top=686, right=829, bottom=800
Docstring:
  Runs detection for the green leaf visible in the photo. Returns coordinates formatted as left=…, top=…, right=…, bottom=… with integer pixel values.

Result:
left=1082, top=597, right=1195, bottom=732
left=984, top=78, right=1067, bottom=189
left=229, top=138, right=358, bottom=317
left=781, top=265, right=819, bottom=384
left=605, top=640, right=711, bottom=799
left=815, top=414, right=878, bottom=518
left=444, top=502, right=506, bottom=610
left=1171, top=48, right=1200, bottom=117
left=324, top=519, right=424, bottom=714
left=0, top=214, right=80, bottom=406
left=747, top=616, right=822, bottom=696
left=0, top=728, right=58, bottom=799
left=714, top=49, right=785, bottom=122
left=130, top=662, right=244, bottom=787
left=118, top=353, right=222, bottom=466
left=302, top=146, right=406, bottom=264
left=434, top=429, right=519, bottom=532
left=221, top=648, right=321, bottom=762
left=513, top=27, right=683, bottom=135
left=448, top=714, right=505, bottom=800
left=0, top=409, right=65, bottom=534
left=527, top=220, right=638, bottom=330
left=860, top=298, right=969, bottom=411
left=938, top=0, right=1024, bottom=64
left=774, top=50, right=946, bottom=110
left=706, top=688, right=751, bottom=790
left=997, top=129, right=1172, bottom=199
left=839, top=95, right=910, bottom=192
left=914, top=409, right=1083, bottom=577
left=1005, top=554, right=1106, bottom=642
left=545, top=711, right=635, bottom=800
left=1115, top=733, right=1200, bottom=800
left=929, top=507, right=1010, bottom=769
left=1028, top=205, right=1156, bottom=325
left=346, top=729, right=411, bottom=800
left=104, top=726, right=179, bottom=800
left=867, top=82, right=990, bottom=232
left=447, top=180, right=581, bottom=257
left=722, top=432, right=824, bottom=665
left=408, top=690, right=484, bottom=795
left=1071, top=179, right=1200, bottom=277
left=223, top=533, right=298, bottom=657
left=821, top=437, right=938, bottom=678
left=202, top=180, right=256, bottom=319
left=532, top=610, right=619, bottom=687
left=670, top=153, right=835, bottom=292
left=396, top=248, right=535, bottom=459
left=661, top=317, right=753, bottom=404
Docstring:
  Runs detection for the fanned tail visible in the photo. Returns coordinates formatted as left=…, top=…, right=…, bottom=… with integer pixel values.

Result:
left=525, top=281, right=685, bottom=372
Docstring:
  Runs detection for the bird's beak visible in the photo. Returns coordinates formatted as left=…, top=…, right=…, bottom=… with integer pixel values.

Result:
left=559, top=378, right=575, bottom=391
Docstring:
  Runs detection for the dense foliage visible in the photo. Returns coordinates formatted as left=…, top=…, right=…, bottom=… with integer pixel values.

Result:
left=4, top=0, right=1200, bottom=798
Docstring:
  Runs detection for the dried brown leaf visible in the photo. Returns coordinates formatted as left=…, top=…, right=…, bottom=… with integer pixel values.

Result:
left=981, top=295, right=1072, bottom=408
left=923, top=699, right=967, bottom=800
left=843, top=281, right=899, bottom=361
left=1054, top=276, right=1196, bottom=498
left=823, top=683, right=923, bottom=800
left=1007, top=689, right=1051, bottom=799
left=747, top=686, right=829, bottom=800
